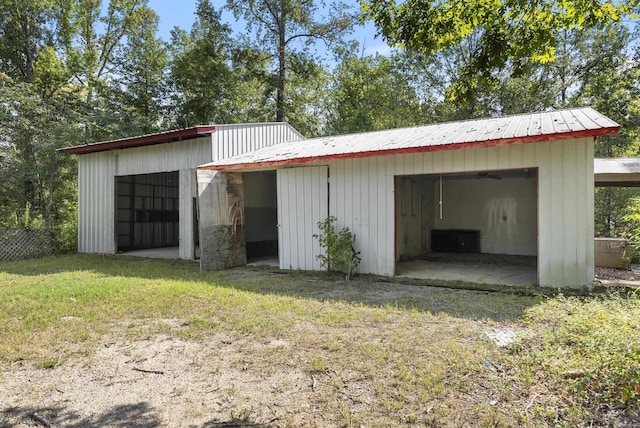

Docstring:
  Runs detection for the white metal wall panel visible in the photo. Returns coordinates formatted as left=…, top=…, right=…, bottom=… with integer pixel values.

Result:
left=321, top=137, right=594, bottom=288
left=179, top=169, right=196, bottom=260
left=116, top=137, right=211, bottom=176
left=77, top=136, right=212, bottom=256
left=277, top=166, right=328, bottom=271
left=78, top=152, right=116, bottom=254
left=213, top=123, right=305, bottom=161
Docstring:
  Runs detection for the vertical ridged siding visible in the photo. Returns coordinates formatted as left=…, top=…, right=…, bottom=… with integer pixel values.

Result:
left=213, top=123, right=305, bottom=161
left=178, top=169, right=196, bottom=260
left=77, top=137, right=212, bottom=255
left=278, top=138, right=594, bottom=288
left=116, top=137, right=212, bottom=175
left=77, top=124, right=303, bottom=257
left=277, top=166, right=328, bottom=271
left=78, top=151, right=116, bottom=254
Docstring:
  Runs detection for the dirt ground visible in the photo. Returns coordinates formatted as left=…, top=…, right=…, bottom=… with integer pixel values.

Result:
left=595, top=264, right=640, bottom=284
left=2, top=264, right=634, bottom=428
left=0, top=278, right=511, bottom=428
left=2, top=329, right=326, bottom=427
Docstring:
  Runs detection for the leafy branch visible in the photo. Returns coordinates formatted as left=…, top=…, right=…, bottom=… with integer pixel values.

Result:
left=313, top=216, right=360, bottom=278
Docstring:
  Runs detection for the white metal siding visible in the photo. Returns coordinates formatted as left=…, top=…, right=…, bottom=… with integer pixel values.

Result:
left=116, top=137, right=211, bottom=176
left=78, top=152, right=116, bottom=254
left=277, top=166, right=328, bottom=271
left=179, top=169, right=196, bottom=260
left=213, top=123, right=305, bottom=161
left=77, top=124, right=302, bottom=258
left=314, top=138, right=593, bottom=288
left=77, top=137, right=212, bottom=255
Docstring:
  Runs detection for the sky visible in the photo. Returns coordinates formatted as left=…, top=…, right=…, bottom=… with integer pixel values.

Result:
left=145, top=0, right=392, bottom=57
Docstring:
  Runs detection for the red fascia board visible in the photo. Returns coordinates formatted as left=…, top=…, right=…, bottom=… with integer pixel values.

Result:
left=62, top=126, right=217, bottom=154
left=199, top=126, right=619, bottom=171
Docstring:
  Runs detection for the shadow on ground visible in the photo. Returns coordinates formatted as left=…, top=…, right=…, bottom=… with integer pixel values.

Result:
left=1, top=404, right=267, bottom=428
left=0, top=254, right=546, bottom=322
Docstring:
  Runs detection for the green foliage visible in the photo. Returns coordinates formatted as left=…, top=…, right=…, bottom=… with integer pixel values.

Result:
left=0, top=79, right=80, bottom=231
left=517, top=293, right=640, bottom=419
left=328, top=49, right=425, bottom=134
left=361, top=0, right=636, bottom=100
left=169, top=0, right=238, bottom=127
left=110, top=6, right=169, bottom=135
left=313, top=216, right=360, bottom=274
left=226, top=0, right=356, bottom=122
left=595, top=188, right=640, bottom=239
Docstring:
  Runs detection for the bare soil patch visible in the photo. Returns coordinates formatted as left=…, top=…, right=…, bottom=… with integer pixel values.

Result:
left=0, top=268, right=530, bottom=427
left=1, top=317, right=506, bottom=427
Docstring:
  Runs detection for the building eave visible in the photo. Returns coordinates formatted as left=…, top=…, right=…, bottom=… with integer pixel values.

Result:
left=61, top=126, right=217, bottom=155
left=199, top=125, right=619, bottom=172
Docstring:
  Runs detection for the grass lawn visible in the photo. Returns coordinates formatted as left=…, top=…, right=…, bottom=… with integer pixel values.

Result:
left=0, top=255, right=639, bottom=427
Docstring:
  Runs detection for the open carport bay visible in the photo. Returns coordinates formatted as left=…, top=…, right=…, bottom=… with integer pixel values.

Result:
left=395, top=169, right=539, bottom=285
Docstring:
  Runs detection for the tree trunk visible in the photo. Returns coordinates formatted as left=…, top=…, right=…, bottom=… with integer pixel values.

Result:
left=19, top=12, right=35, bottom=83
left=276, top=11, right=286, bottom=122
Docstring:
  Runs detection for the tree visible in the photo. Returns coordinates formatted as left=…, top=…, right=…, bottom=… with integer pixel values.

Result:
left=0, top=0, right=74, bottom=84
left=110, top=6, right=170, bottom=135
left=280, top=51, right=332, bottom=136
left=0, top=78, right=81, bottom=233
left=226, top=0, right=355, bottom=122
left=328, top=48, right=424, bottom=134
left=362, top=0, right=636, bottom=74
left=169, top=0, right=238, bottom=127
left=579, top=24, right=640, bottom=238
left=68, top=0, right=151, bottom=142
left=0, top=0, right=78, bottom=230
left=0, top=0, right=151, bottom=235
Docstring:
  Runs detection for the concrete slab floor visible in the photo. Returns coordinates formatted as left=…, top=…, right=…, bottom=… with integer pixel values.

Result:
left=396, top=253, right=538, bottom=286
left=247, top=256, right=279, bottom=267
left=118, top=246, right=201, bottom=260
left=119, top=247, right=179, bottom=259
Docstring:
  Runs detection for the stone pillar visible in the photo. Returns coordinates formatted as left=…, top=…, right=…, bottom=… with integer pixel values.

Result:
left=197, top=170, right=246, bottom=270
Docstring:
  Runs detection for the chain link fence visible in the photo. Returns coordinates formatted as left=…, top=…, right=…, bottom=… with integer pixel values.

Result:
left=0, top=229, right=61, bottom=262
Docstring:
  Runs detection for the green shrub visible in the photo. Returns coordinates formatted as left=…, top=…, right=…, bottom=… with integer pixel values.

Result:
left=313, top=216, right=360, bottom=275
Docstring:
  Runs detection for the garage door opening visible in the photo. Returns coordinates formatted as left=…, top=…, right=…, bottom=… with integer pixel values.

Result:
left=395, top=168, right=539, bottom=286
left=244, top=171, right=278, bottom=266
left=116, top=172, right=179, bottom=255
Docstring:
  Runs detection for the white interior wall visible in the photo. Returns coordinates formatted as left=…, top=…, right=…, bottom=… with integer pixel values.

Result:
left=395, top=177, right=424, bottom=259
left=431, top=174, right=537, bottom=255
left=178, top=169, right=196, bottom=259
left=244, top=171, right=278, bottom=243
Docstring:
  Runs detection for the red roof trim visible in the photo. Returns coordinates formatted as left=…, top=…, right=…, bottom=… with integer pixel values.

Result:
left=62, top=126, right=217, bottom=154
left=199, top=126, right=619, bottom=171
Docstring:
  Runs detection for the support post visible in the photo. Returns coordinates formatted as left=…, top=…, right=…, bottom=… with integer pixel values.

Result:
left=197, top=170, right=246, bottom=270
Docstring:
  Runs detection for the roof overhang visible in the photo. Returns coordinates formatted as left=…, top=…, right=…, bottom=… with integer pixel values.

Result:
left=199, top=112, right=619, bottom=172
left=595, top=158, right=640, bottom=187
left=62, top=126, right=217, bottom=155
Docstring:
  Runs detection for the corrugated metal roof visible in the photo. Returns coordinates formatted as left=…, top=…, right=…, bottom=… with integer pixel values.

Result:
left=594, top=158, right=640, bottom=174
left=62, top=122, right=305, bottom=155
left=62, top=126, right=217, bottom=154
left=199, top=108, right=619, bottom=171
left=594, top=158, right=640, bottom=187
